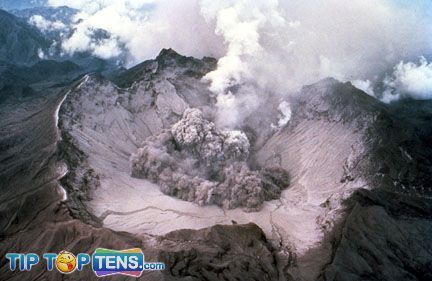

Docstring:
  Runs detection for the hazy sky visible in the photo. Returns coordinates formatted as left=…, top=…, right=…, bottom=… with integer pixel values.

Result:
left=0, top=0, right=46, bottom=10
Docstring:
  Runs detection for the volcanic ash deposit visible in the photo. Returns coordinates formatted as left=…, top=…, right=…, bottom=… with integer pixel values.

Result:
left=131, top=108, right=289, bottom=211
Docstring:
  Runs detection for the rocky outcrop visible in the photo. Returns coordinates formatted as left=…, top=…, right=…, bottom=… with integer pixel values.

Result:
left=256, top=78, right=432, bottom=280
left=158, top=223, right=284, bottom=281
left=318, top=189, right=432, bottom=281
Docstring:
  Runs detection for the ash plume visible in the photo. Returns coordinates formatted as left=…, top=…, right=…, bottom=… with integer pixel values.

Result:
left=130, top=108, right=289, bottom=211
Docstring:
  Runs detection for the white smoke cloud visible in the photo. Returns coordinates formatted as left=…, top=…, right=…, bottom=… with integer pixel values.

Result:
left=199, top=0, right=430, bottom=126
left=46, top=0, right=432, bottom=77
left=61, top=20, right=122, bottom=60
left=28, top=14, right=66, bottom=32
left=37, top=48, right=46, bottom=59
left=214, top=84, right=262, bottom=127
left=48, top=0, right=225, bottom=64
left=45, top=0, right=432, bottom=120
left=277, top=101, right=292, bottom=127
left=384, top=57, right=432, bottom=100
left=352, top=80, right=375, bottom=97
left=351, top=57, right=432, bottom=103
left=381, top=88, right=401, bottom=104
left=197, top=0, right=287, bottom=127
left=200, top=0, right=284, bottom=94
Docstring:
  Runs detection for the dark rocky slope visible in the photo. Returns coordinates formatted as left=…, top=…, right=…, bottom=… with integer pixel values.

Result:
left=0, top=9, right=49, bottom=65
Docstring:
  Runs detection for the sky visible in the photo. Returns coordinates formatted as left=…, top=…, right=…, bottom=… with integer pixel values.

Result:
left=0, top=0, right=46, bottom=10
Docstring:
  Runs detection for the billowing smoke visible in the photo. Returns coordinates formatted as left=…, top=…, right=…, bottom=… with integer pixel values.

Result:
left=351, top=80, right=375, bottom=97
left=351, top=57, right=432, bottom=103
left=271, top=101, right=292, bottom=129
left=199, top=1, right=284, bottom=91
left=46, top=0, right=225, bottom=64
left=44, top=0, right=432, bottom=117
left=198, top=0, right=432, bottom=120
left=171, top=109, right=250, bottom=170
left=130, top=108, right=290, bottom=211
left=28, top=15, right=67, bottom=32
left=383, top=57, right=432, bottom=101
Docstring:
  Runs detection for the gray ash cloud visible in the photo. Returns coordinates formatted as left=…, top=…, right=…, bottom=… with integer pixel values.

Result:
left=131, top=108, right=289, bottom=211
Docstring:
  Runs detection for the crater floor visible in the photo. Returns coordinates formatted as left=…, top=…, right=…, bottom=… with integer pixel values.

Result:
left=58, top=72, right=371, bottom=281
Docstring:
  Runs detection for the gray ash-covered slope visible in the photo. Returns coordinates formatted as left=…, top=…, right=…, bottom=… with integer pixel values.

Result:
left=264, top=78, right=432, bottom=195
left=112, top=48, right=217, bottom=88
left=58, top=49, right=217, bottom=203
left=255, top=78, right=432, bottom=281
left=158, top=223, right=282, bottom=281
left=59, top=50, right=432, bottom=280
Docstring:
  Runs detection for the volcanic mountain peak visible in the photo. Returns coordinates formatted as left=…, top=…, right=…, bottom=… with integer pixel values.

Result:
left=293, top=77, right=388, bottom=128
left=156, top=48, right=217, bottom=75
left=112, top=48, right=217, bottom=89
